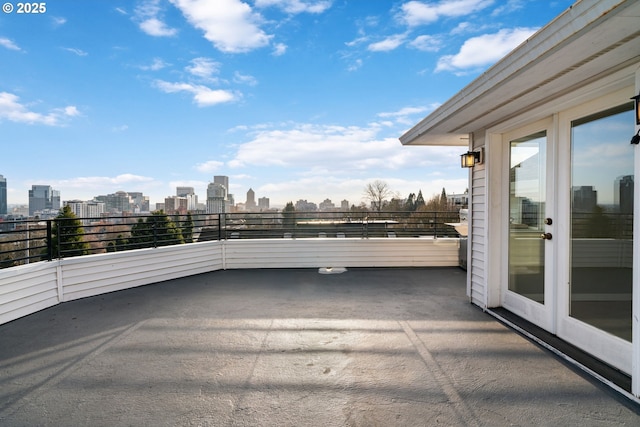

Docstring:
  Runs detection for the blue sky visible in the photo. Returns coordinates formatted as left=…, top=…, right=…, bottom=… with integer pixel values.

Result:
left=1, top=0, right=573, bottom=208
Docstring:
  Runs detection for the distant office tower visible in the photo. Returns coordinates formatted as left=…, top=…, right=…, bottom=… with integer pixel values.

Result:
left=214, top=176, right=229, bottom=192
left=0, top=175, right=6, bottom=215
left=615, top=175, right=634, bottom=214
left=176, top=187, right=198, bottom=211
left=319, top=199, right=335, bottom=211
left=572, top=186, right=597, bottom=212
left=165, top=196, right=189, bottom=214
left=295, top=199, right=317, bottom=211
left=206, top=182, right=227, bottom=213
left=258, top=197, right=270, bottom=211
left=341, top=200, right=350, bottom=210
left=29, top=185, right=61, bottom=216
left=95, top=191, right=133, bottom=213
left=245, top=188, right=257, bottom=211
left=128, top=192, right=149, bottom=212
left=64, top=200, right=106, bottom=224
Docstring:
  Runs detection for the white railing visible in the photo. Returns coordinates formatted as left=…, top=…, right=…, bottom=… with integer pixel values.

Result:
left=0, top=237, right=459, bottom=325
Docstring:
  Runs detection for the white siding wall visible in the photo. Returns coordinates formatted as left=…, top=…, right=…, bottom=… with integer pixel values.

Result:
left=0, top=262, right=59, bottom=325
left=224, top=238, right=459, bottom=269
left=469, top=166, right=487, bottom=307
left=0, top=238, right=459, bottom=325
left=60, top=241, right=224, bottom=302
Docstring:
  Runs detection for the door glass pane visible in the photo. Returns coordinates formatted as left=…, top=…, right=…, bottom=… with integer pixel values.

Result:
left=509, top=131, right=546, bottom=303
left=570, top=105, right=634, bottom=341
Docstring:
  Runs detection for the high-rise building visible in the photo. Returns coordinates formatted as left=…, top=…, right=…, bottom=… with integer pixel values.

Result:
left=319, top=199, right=335, bottom=211
left=615, top=175, right=634, bottom=214
left=128, top=192, right=149, bottom=212
left=258, top=197, right=270, bottom=211
left=341, top=200, right=350, bottom=210
left=0, top=175, right=7, bottom=215
left=214, top=176, right=229, bottom=192
left=95, top=191, right=133, bottom=213
left=572, top=186, right=597, bottom=212
left=206, top=182, right=227, bottom=214
left=64, top=200, right=106, bottom=224
left=164, top=196, right=189, bottom=214
left=246, top=188, right=257, bottom=211
left=29, top=185, right=61, bottom=216
left=176, top=187, right=198, bottom=211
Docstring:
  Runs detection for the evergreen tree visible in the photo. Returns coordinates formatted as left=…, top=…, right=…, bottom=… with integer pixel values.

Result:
left=282, top=202, right=296, bottom=230
left=130, top=211, right=184, bottom=249
left=181, top=212, right=194, bottom=243
left=415, top=190, right=425, bottom=210
left=405, top=193, right=416, bottom=211
left=51, top=206, right=90, bottom=258
left=440, top=188, right=447, bottom=206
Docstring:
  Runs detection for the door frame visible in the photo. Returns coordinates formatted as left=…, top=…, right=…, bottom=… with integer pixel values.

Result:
left=499, top=117, right=557, bottom=333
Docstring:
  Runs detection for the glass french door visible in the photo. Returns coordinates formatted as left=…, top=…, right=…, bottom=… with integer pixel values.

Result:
left=557, top=101, right=635, bottom=373
left=503, top=121, right=555, bottom=332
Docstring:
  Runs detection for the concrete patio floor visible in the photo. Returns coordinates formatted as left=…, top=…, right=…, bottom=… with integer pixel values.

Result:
left=0, top=267, right=638, bottom=426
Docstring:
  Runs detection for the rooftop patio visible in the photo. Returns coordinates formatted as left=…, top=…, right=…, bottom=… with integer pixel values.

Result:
left=0, top=267, right=638, bottom=426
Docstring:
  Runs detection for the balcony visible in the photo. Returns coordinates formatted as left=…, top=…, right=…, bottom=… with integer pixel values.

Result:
left=0, top=213, right=639, bottom=424
left=2, top=267, right=638, bottom=425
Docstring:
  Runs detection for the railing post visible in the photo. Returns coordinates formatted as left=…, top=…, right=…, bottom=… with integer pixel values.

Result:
left=434, top=211, right=438, bottom=238
left=218, top=213, right=223, bottom=240
left=46, top=220, right=53, bottom=261
left=153, top=221, right=158, bottom=248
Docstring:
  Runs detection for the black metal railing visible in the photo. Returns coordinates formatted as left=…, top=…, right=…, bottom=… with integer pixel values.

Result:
left=0, top=210, right=462, bottom=268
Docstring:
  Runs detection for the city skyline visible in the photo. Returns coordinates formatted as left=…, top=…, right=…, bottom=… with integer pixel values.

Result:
left=1, top=1, right=573, bottom=206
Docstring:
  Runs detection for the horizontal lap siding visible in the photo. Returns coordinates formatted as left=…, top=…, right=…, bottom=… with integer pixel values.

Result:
left=0, top=238, right=458, bottom=325
left=470, top=167, right=486, bottom=308
left=0, top=263, right=58, bottom=324
left=61, top=241, right=223, bottom=302
left=223, top=238, right=459, bottom=269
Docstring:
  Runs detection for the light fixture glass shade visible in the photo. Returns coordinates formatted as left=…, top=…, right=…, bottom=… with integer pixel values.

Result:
left=460, top=151, right=477, bottom=168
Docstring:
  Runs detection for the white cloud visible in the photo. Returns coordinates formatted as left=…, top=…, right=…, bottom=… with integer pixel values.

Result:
left=195, top=160, right=225, bottom=173
left=0, top=37, right=21, bottom=51
left=63, top=47, right=88, bottom=56
left=367, top=34, right=406, bottom=52
left=378, top=105, right=439, bottom=124
left=272, top=43, right=287, bottom=56
left=112, top=124, right=129, bottom=132
left=186, top=57, right=221, bottom=79
left=48, top=175, right=159, bottom=200
left=227, top=123, right=460, bottom=174
left=135, top=0, right=177, bottom=37
left=347, top=58, right=363, bottom=72
left=399, top=0, right=494, bottom=26
left=0, top=92, right=79, bottom=126
left=436, top=27, right=537, bottom=72
left=408, top=34, right=441, bottom=52
left=139, top=57, right=170, bottom=71
left=52, top=16, right=67, bottom=26
left=169, top=0, right=272, bottom=53
left=139, top=18, right=178, bottom=36
left=62, top=106, right=81, bottom=117
left=233, top=71, right=258, bottom=86
left=254, top=0, right=332, bottom=14
left=115, top=7, right=127, bottom=14
left=155, top=80, right=237, bottom=106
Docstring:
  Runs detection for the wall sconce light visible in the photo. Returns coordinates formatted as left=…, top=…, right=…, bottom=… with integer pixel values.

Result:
left=630, top=91, right=640, bottom=144
left=631, top=92, right=640, bottom=125
left=460, top=148, right=483, bottom=168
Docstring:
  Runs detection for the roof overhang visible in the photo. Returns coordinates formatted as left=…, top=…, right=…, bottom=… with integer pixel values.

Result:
left=400, top=0, right=640, bottom=146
